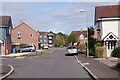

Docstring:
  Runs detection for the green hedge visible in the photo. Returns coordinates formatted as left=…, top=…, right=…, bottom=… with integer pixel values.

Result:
left=112, top=47, right=120, bottom=58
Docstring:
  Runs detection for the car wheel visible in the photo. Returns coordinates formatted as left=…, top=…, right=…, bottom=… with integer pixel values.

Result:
left=20, top=50, right=22, bottom=53
left=30, top=50, right=33, bottom=52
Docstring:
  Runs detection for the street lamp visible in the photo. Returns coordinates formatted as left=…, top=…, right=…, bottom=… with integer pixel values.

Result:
left=80, top=10, right=89, bottom=58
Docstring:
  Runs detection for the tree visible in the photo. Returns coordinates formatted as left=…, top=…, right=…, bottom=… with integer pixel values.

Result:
left=88, top=27, right=96, bottom=56
left=54, top=34, right=65, bottom=47
left=68, top=33, right=77, bottom=45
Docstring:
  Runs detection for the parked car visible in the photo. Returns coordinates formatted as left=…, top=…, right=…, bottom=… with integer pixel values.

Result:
left=43, top=44, right=49, bottom=49
left=66, top=46, right=78, bottom=55
left=20, top=45, right=36, bottom=52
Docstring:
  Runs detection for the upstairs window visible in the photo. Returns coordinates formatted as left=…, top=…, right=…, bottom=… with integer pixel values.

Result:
left=48, top=36, right=52, bottom=39
left=17, top=32, right=21, bottom=39
left=44, top=39, right=48, bottom=43
left=44, top=36, right=47, bottom=39
left=39, top=35, right=42, bottom=38
left=30, top=34, right=33, bottom=38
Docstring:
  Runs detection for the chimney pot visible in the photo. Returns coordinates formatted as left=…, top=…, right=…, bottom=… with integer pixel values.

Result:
left=19, top=20, right=23, bottom=24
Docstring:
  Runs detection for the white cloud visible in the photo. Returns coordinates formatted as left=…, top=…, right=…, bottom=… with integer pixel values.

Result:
left=1, top=2, right=119, bottom=34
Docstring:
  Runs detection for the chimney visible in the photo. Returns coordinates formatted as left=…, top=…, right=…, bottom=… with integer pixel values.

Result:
left=19, top=20, right=23, bottom=24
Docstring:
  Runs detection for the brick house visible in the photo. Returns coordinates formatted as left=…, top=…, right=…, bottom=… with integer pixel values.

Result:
left=94, top=5, right=120, bottom=57
left=0, top=16, right=13, bottom=55
left=70, top=29, right=87, bottom=43
left=12, top=20, right=39, bottom=52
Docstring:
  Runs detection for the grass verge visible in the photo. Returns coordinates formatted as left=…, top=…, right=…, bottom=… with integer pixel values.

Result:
left=36, top=51, right=49, bottom=56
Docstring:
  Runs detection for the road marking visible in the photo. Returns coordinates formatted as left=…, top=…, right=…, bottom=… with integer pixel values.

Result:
left=74, top=55, right=98, bottom=80
left=83, top=62, right=90, bottom=66
left=0, top=64, right=14, bottom=80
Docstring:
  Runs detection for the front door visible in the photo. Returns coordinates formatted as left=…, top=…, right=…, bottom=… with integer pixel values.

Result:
left=106, top=40, right=116, bottom=57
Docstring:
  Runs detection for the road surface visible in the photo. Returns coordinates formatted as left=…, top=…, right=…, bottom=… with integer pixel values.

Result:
left=2, top=48, right=92, bottom=79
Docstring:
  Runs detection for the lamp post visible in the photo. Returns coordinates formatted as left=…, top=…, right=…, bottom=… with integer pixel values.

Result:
left=80, top=10, right=89, bottom=58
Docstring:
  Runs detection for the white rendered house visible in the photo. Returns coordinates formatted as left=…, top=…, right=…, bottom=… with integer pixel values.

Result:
left=94, top=5, right=120, bottom=57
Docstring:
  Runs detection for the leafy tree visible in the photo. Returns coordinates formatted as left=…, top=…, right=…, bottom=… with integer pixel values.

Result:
left=68, top=33, right=77, bottom=44
left=88, top=27, right=96, bottom=56
left=64, top=35, right=69, bottom=46
left=54, top=34, right=65, bottom=47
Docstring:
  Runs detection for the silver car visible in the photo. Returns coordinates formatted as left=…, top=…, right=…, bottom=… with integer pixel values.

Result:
left=66, top=46, right=78, bottom=55
left=20, top=45, right=36, bottom=52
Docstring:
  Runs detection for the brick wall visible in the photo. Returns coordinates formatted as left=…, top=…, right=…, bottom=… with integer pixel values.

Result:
left=12, top=22, right=39, bottom=49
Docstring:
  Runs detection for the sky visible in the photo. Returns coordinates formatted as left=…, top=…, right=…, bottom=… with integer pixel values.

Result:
left=0, top=1, right=119, bottom=34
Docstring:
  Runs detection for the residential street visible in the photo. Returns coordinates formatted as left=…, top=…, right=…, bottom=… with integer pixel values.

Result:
left=2, top=48, right=92, bottom=79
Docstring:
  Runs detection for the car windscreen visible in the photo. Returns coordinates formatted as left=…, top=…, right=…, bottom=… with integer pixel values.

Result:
left=68, top=46, right=76, bottom=49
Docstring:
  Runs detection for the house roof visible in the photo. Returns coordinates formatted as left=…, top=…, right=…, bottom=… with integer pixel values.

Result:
left=95, top=5, right=120, bottom=21
left=13, top=21, right=38, bottom=34
left=0, top=16, right=13, bottom=27
left=103, top=32, right=119, bottom=41
left=38, top=31, right=48, bottom=35
left=70, top=30, right=87, bottom=38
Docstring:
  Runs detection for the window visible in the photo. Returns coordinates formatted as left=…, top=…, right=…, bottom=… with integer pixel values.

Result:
left=49, top=40, right=52, bottom=43
left=8, top=28, right=11, bottom=34
left=30, top=34, right=33, bottom=38
left=44, top=39, right=48, bottom=43
left=44, top=36, right=47, bottom=39
left=40, top=35, right=42, bottom=38
left=40, top=39, right=42, bottom=42
left=0, top=28, right=6, bottom=40
left=17, top=32, right=21, bottom=39
left=49, top=36, right=52, bottom=39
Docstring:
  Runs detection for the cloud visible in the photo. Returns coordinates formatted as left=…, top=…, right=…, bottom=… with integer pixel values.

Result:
left=1, top=2, right=119, bottom=34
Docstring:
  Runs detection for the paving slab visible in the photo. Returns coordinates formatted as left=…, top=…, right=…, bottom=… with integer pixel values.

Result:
left=77, top=54, right=119, bottom=79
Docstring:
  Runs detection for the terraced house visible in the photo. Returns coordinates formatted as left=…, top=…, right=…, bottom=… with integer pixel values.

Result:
left=11, top=20, right=39, bottom=52
left=0, top=16, right=13, bottom=55
left=94, top=5, right=120, bottom=57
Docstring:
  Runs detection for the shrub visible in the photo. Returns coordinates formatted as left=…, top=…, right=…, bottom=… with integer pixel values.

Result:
left=89, top=48, right=95, bottom=56
left=115, top=63, right=120, bottom=69
left=112, top=47, right=120, bottom=58
left=95, top=46, right=104, bottom=58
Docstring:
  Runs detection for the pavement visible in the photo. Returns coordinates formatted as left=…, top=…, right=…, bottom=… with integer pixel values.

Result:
left=76, top=53, right=119, bottom=80
left=0, top=49, right=45, bottom=58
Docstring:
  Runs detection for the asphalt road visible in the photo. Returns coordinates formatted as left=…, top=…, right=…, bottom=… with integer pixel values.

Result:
left=2, top=48, right=92, bottom=79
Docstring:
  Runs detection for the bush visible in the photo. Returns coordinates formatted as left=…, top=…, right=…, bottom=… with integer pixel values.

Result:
left=89, top=48, right=95, bottom=56
left=112, top=47, right=120, bottom=58
left=115, top=63, right=120, bottom=69
left=95, top=46, right=104, bottom=58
